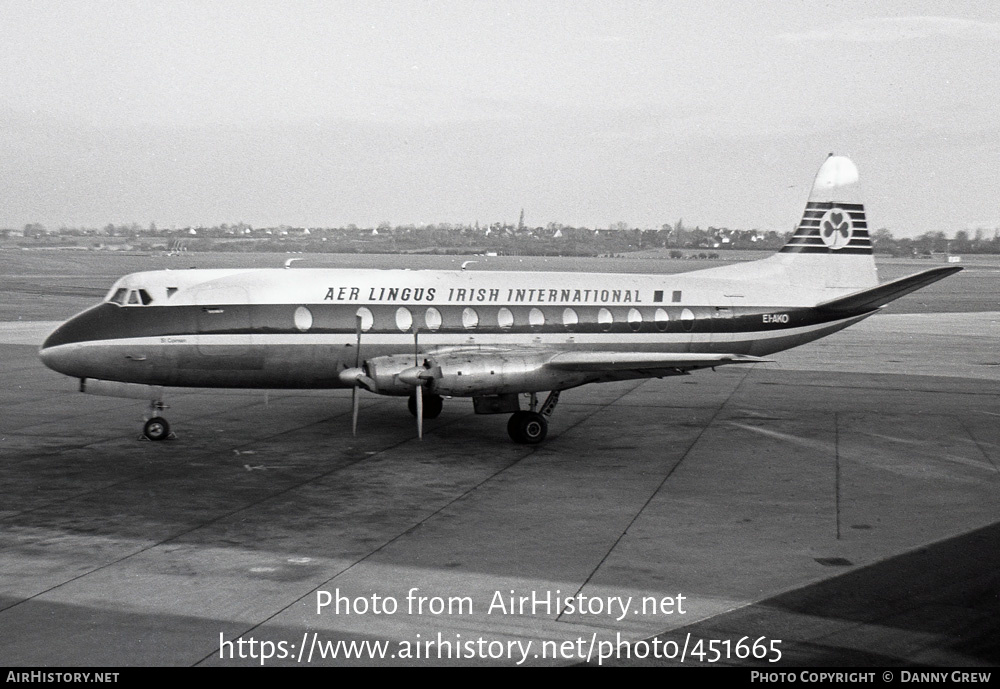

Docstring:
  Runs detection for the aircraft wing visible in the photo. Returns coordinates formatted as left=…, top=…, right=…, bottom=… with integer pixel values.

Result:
left=545, top=351, right=769, bottom=372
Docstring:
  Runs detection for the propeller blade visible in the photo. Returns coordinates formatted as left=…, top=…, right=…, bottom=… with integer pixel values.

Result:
left=355, top=314, right=363, bottom=368
left=351, top=313, right=364, bottom=436
left=351, top=386, right=360, bottom=436
left=416, top=383, right=423, bottom=440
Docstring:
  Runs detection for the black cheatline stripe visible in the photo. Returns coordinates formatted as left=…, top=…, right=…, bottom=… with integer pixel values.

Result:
left=779, top=246, right=872, bottom=254
left=805, top=202, right=865, bottom=211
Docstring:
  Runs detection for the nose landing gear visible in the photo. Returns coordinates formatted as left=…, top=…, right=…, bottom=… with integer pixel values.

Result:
left=143, top=416, right=171, bottom=441
left=141, top=400, right=174, bottom=441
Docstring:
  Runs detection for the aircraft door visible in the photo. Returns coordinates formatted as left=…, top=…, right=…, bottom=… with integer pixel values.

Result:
left=195, top=286, right=252, bottom=356
left=708, top=299, right=736, bottom=353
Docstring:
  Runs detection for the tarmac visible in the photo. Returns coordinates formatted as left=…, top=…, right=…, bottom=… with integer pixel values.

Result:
left=0, top=311, right=997, bottom=666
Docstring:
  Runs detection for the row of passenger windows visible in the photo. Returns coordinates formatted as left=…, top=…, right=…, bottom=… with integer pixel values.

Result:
left=294, top=305, right=699, bottom=333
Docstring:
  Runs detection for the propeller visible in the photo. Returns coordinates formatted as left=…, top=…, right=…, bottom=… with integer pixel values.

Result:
left=397, top=326, right=437, bottom=440
left=413, top=327, right=423, bottom=439
left=352, top=314, right=362, bottom=435
left=336, top=312, right=375, bottom=436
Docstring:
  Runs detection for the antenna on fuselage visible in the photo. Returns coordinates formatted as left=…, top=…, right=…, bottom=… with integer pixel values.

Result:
left=284, top=258, right=304, bottom=269
left=461, top=260, right=478, bottom=270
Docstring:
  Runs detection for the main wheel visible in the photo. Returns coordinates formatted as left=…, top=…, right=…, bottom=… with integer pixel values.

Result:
left=408, top=392, right=443, bottom=419
left=507, top=411, right=548, bottom=444
left=143, top=417, right=170, bottom=441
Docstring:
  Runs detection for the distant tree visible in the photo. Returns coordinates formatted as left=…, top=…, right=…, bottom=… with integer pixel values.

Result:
left=871, top=228, right=894, bottom=253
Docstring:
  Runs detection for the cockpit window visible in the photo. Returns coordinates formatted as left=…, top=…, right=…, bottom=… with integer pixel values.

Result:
left=110, top=287, right=154, bottom=306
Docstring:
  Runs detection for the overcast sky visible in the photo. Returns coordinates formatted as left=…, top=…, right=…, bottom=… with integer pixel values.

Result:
left=1, top=0, right=998, bottom=236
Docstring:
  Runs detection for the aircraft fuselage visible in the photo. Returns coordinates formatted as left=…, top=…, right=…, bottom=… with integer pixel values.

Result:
left=40, top=266, right=872, bottom=391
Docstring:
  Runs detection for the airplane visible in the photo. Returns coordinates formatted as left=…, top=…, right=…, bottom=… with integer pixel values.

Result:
left=38, top=155, right=961, bottom=444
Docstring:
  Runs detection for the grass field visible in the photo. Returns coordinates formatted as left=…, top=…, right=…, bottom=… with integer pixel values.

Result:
left=1, top=248, right=995, bottom=322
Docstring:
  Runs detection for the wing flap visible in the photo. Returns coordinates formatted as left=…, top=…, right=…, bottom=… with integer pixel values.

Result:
left=546, top=351, right=769, bottom=372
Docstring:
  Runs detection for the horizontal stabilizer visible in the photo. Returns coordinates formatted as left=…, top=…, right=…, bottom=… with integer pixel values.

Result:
left=816, top=266, right=962, bottom=313
left=546, top=351, right=769, bottom=372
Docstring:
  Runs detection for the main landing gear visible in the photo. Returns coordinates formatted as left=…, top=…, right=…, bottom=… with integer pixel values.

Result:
left=507, top=391, right=560, bottom=444
left=507, top=411, right=547, bottom=444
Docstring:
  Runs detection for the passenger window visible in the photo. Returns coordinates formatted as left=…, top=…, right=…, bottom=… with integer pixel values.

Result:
left=655, top=308, right=670, bottom=332
left=680, top=308, right=695, bottom=332
left=424, top=307, right=442, bottom=331
left=396, top=307, right=413, bottom=332
left=598, top=307, right=614, bottom=332
left=529, top=308, right=545, bottom=330
left=497, top=307, right=514, bottom=330
left=462, top=307, right=479, bottom=330
left=627, top=308, right=643, bottom=332
left=109, top=288, right=128, bottom=305
left=294, top=306, right=313, bottom=332
left=356, top=307, right=374, bottom=332
left=562, top=308, right=578, bottom=331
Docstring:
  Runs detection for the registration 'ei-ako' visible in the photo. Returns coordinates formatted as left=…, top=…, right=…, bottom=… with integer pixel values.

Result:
left=39, top=155, right=961, bottom=443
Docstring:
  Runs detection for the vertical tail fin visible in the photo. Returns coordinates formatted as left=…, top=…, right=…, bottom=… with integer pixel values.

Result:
left=776, top=154, right=878, bottom=290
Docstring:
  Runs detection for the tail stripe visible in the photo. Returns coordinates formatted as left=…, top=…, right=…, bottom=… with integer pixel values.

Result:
left=780, top=246, right=873, bottom=255
left=788, top=228, right=871, bottom=239
left=805, top=201, right=864, bottom=211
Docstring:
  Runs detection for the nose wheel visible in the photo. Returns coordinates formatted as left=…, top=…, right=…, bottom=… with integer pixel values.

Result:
left=143, top=417, right=171, bottom=441
left=140, top=399, right=174, bottom=441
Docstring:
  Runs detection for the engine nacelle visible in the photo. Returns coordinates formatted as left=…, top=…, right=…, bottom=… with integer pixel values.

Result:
left=428, top=352, right=588, bottom=396
left=365, top=354, right=426, bottom=395
left=365, top=352, right=592, bottom=397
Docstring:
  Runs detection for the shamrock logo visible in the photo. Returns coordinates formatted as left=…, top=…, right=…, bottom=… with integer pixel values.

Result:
left=819, top=208, right=853, bottom=250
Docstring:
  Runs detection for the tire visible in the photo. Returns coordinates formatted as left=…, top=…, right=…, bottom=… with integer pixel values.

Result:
left=143, top=417, right=170, bottom=441
left=423, top=394, right=443, bottom=419
left=507, top=411, right=547, bottom=444
left=408, top=392, right=443, bottom=419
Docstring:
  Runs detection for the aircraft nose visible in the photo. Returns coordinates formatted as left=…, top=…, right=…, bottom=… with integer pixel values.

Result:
left=38, top=306, right=109, bottom=377
left=39, top=326, right=80, bottom=377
